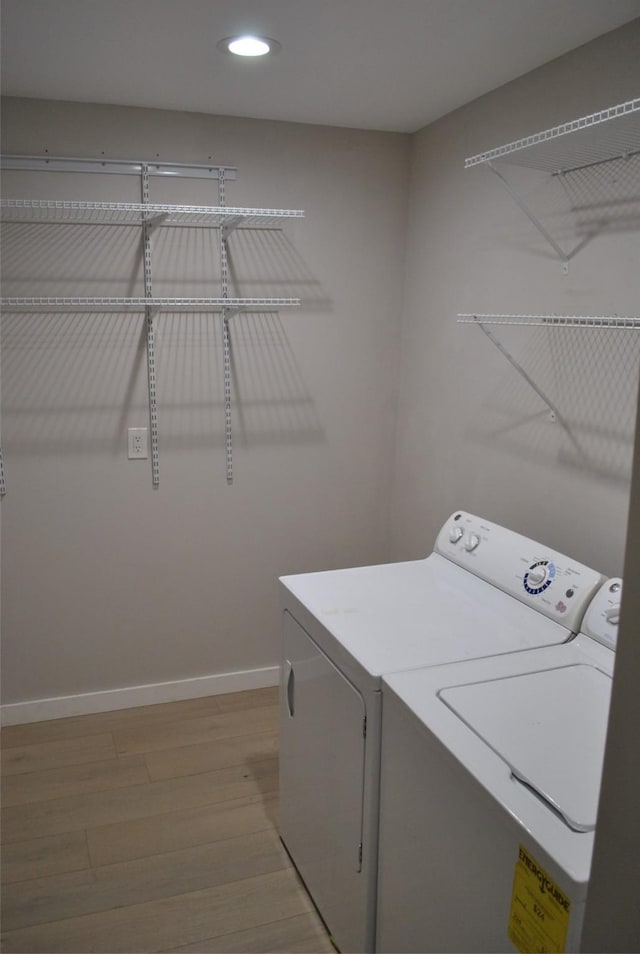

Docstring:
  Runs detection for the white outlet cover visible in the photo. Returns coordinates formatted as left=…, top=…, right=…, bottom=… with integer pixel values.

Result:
left=128, top=427, right=148, bottom=459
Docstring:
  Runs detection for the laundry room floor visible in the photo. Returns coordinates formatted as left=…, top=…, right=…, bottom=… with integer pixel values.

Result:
left=0, top=686, right=334, bottom=953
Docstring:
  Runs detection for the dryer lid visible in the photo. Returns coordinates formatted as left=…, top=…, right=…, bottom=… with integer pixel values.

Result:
left=439, top=665, right=612, bottom=832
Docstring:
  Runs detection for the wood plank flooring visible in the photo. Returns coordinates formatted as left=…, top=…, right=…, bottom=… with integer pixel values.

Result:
left=1, top=687, right=334, bottom=953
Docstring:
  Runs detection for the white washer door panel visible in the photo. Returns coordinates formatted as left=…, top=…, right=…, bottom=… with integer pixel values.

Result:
left=279, top=610, right=367, bottom=953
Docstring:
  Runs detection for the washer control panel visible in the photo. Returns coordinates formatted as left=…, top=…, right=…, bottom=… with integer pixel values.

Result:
left=581, top=578, right=622, bottom=649
left=435, top=511, right=604, bottom=631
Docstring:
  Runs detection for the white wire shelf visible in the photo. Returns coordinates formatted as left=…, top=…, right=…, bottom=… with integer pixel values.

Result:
left=1, top=296, right=301, bottom=311
left=465, top=98, right=640, bottom=174
left=458, top=313, right=640, bottom=329
left=458, top=312, right=640, bottom=435
left=0, top=199, right=304, bottom=228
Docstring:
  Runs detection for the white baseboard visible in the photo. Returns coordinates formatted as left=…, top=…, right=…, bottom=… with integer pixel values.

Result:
left=0, top=666, right=280, bottom=726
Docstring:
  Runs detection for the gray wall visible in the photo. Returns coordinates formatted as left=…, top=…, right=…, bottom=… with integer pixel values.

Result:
left=0, top=100, right=409, bottom=703
left=390, top=19, right=640, bottom=576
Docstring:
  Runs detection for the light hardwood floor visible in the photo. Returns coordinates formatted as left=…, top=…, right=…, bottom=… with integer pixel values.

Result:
left=1, top=687, right=334, bottom=953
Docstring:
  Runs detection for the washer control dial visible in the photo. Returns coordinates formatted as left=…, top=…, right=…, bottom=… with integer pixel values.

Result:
left=449, top=526, right=464, bottom=544
left=524, top=560, right=556, bottom=595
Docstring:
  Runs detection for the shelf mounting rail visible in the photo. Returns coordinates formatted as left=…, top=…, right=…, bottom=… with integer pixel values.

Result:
left=0, top=155, right=238, bottom=180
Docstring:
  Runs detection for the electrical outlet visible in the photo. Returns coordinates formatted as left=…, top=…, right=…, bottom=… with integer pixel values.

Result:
left=128, top=427, right=148, bottom=459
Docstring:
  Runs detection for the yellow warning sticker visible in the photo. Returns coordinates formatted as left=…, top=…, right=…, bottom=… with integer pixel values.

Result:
left=508, top=844, right=571, bottom=953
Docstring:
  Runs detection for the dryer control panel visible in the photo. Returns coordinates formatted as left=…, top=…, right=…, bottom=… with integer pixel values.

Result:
left=581, top=578, right=622, bottom=649
left=435, top=511, right=604, bottom=632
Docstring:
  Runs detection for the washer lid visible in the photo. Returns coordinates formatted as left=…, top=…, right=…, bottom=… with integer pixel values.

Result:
left=439, top=665, right=612, bottom=832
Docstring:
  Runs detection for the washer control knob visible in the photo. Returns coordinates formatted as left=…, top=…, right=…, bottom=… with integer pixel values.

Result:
left=527, top=565, right=547, bottom=586
left=449, top=526, right=464, bottom=544
left=464, top=533, right=480, bottom=552
left=605, top=606, right=620, bottom=626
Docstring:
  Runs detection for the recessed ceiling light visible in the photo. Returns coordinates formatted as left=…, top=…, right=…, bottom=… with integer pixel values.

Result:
left=218, top=35, right=281, bottom=57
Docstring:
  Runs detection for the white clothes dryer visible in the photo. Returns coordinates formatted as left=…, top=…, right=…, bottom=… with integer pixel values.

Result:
left=278, top=511, right=604, bottom=953
left=376, top=578, right=622, bottom=953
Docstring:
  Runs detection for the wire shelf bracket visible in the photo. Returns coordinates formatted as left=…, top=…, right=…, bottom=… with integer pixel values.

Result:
left=463, top=317, right=562, bottom=424
left=487, top=160, right=570, bottom=268
left=465, top=98, right=640, bottom=270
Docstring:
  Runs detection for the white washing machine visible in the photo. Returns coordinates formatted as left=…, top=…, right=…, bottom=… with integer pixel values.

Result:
left=376, top=578, right=622, bottom=954
left=278, top=511, right=604, bottom=953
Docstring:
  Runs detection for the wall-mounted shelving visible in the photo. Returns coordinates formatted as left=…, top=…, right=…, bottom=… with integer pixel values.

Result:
left=465, top=97, right=640, bottom=267
left=458, top=313, right=640, bottom=435
left=0, top=157, right=305, bottom=490
left=465, top=98, right=640, bottom=173
left=461, top=97, right=640, bottom=441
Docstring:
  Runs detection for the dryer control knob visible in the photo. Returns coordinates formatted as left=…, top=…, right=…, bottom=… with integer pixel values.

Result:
left=464, top=533, right=480, bottom=552
left=449, top=526, right=464, bottom=544
left=605, top=606, right=620, bottom=626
